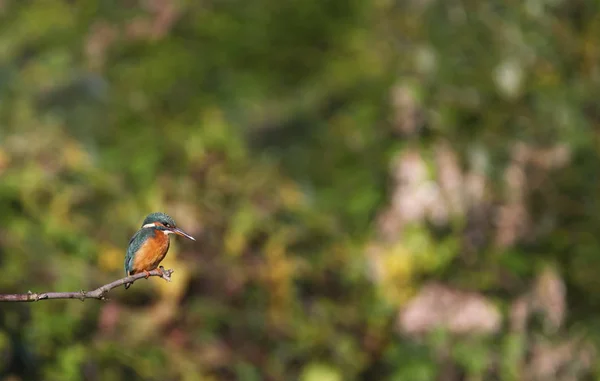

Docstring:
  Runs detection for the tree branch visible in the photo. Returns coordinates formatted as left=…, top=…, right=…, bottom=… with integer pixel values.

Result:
left=0, top=267, right=174, bottom=302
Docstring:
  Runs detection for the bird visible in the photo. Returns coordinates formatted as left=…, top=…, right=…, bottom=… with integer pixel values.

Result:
left=124, top=212, right=195, bottom=289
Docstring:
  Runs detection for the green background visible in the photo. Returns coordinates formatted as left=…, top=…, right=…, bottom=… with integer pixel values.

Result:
left=0, top=1, right=599, bottom=380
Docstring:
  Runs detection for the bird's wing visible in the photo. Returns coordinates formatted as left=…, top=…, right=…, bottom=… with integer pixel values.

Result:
left=124, top=228, right=153, bottom=275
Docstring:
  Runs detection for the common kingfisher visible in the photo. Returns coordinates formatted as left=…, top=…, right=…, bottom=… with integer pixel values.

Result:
left=124, top=212, right=195, bottom=289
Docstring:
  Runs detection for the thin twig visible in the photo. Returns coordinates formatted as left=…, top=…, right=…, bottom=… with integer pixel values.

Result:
left=0, top=267, right=174, bottom=302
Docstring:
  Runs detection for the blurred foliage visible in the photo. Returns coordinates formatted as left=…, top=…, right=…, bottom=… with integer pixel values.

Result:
left=0, top=0, right=600, bottom=380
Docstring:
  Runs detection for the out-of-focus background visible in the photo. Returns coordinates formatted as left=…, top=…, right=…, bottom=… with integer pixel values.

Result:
left=0, top=0, right=599, bottom=380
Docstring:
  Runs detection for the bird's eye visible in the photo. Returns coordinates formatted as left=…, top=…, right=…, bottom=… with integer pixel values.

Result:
left=164, top=223, right=171, bottom=228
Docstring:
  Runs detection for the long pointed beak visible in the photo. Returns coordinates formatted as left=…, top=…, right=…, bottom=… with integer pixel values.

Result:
left=171, top=227, right=196, bottom=241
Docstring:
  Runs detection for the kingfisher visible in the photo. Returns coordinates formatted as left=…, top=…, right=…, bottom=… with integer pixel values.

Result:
left=124, top=212, right=195, bottom=289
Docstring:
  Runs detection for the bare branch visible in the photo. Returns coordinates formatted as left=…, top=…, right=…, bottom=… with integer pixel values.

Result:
left=0, top=267, right=174, bottom=302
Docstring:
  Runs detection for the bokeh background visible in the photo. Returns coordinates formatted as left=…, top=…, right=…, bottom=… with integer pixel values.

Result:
left=0, top=0, right=599, bottom=380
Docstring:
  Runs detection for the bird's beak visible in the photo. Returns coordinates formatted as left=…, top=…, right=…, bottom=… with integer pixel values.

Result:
left=171, top=227, right=196, bottom=241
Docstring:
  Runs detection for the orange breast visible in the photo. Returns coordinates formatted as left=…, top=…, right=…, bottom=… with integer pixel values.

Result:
left=131, top=232, right=170, bottom=273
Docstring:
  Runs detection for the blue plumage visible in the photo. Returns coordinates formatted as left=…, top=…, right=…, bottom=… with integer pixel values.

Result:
left=124, top=228, right=156, bottom=276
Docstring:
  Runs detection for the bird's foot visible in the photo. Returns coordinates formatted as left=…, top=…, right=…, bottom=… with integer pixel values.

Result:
left=143, top=270, right=151, bottom=279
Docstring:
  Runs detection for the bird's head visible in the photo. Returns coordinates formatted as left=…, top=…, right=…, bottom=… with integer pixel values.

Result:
left=141, top=212, right=196, bottom=241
